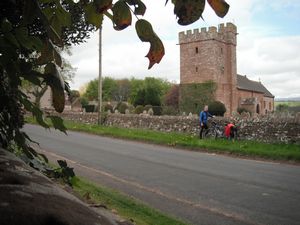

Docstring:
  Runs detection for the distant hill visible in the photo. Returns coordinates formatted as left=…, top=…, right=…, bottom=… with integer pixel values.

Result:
left=275, top=97, right=300, bottom=102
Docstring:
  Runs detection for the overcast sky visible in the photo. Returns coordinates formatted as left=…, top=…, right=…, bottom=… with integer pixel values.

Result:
left=66, top=0, right=300, bottom=98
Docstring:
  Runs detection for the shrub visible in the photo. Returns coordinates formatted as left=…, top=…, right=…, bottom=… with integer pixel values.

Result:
left=237, top=107, right=251, bottom=114
left=80, top=97, right=89, bottom=107
left=152, top=106, right=163, bottom=115
left=116, top=102, right=128, bottom=114
left=83, top=105, right=96, bottom=112
left=208, top=101, right=226, bottom=116
left=135, top=105, right=144, bottom=114
left=144, top=104, right=153, bottom=112
left=104, top=103, right=113, bottom=113
left=162, top=106, right=179, bottom=115
left=276, top=104, right=289, bottom=112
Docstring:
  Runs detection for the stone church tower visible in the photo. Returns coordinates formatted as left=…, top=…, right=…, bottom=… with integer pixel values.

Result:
left=179, top=23, right=238, bottom=115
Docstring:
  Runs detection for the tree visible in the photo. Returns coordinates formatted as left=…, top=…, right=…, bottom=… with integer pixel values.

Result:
left=164, top=85, right=179, bottom=108
left=0, top=0, right=230, bottom=156
left=84, top=78, right=98, bottom=101
left=114, top=79, right=131, bottom=102
left=208, top=101, right=226, bottom=116
left=103, top=77, right=118, bottom=101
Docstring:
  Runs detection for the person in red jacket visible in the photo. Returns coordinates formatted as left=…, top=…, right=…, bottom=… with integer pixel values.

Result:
left=225, top=123, right=238, bottom=140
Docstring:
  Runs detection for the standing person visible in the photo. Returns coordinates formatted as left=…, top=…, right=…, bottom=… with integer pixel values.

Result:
left=199, top=105, right=213, bottom=139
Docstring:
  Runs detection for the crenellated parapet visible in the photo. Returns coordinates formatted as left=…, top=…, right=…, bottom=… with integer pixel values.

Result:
left=178, top=22, right=237, bottom=45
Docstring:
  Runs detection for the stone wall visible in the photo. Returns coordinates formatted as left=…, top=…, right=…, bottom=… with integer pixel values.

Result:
left=57, top=111, right=300, bottom=144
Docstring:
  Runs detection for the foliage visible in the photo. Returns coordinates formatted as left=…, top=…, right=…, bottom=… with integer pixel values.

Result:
left=276, top=104, right=289, bottom=112
left=130, top=77, right=171, bottom=106
left=179, top=81, right=217, bottom=114
left=83, top=104, right=96, bottom=112
left=135, top=105, right=144, bottom=114
left=152, top=106, right=163, bottom=116
left=164, top=84, right=179, bottom=108
left=103, top=77, right=118, bottom=101
left=84, top=78, right=98, bottom=101
left=162, top=106, right=179, bottom=115
left=208, top=101, right=226, bottom=116
left=237, top=107, right=251, bottom=114
left=80, top=96, right=89, bottom=107
left=167, top=0, right=229, bottom=25
left=104, top=103, right=114, bottom=112
left=144, top=104, right=153, bottom=112
left=116, top=102, right=128, bottom=114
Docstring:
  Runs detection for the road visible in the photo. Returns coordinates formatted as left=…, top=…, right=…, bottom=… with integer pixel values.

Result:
left=24, top=124, right=300, bottom=225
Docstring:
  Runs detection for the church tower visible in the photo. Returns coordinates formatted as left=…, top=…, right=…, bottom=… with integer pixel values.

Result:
left=179, top=23, right=238, bottom=115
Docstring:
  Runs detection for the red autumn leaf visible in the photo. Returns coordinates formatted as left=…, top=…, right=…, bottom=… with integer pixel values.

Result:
left=112, top=0, right=132, bottom=30
left=173, top=0, right=206, bottom=25
left=94, top=0, right=112, bottom=13
left=207, top=0, right=229, bottom=18
left=135, top=19, right=165, bottom=69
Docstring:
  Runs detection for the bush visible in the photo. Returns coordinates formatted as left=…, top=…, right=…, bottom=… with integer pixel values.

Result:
left=135, top=105, right=144, bottom=114
left=80, top=97, right=89, bottom=107
left=152, top=106, right=163, bottom=115
left=83, top=105, right=96, bottom=112
left=208, top=101, right=226, bottom=116
left=162, top=106, right=179, bottom=115
left=237, top=107, right=251, bottom=114
left=116, top=102, right=128, bottom=114
left=104, top=103, right=113, bottom=113
left=276, top=104, right=289, bottom=112
left=144, top=104, right=153, bottom=112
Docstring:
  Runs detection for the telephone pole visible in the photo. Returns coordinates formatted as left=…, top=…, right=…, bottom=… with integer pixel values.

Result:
left=98, top=26, right=102, bottom=125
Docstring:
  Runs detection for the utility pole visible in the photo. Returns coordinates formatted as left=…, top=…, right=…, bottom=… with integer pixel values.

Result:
left=98, top=26, right=102, bottom=125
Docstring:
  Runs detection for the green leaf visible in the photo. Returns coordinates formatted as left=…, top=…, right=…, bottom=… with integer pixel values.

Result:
left=135, top=19, right=165, bottom=69
left=207, top=0, right=229, bottom=18
left=4, top=33, right=20, bottom=48
left=1, top=19, right=13, bottom=33
left=47, top=115, right=67, bottom=134
left=37, top=45, right=53, bottom=65
left=126, top=0, right=146, bottom=16
left=20, top=96, right=50, bottom=129
left=84, top=3, right=104, bottom=28
left=15, top=27, right=43, bottom=50
left=22, top=0, right=37, bottom=25
left=173, top=0, right=206, bottom=25
left=94, top=0, right=113, bottom=13
left=44, top=63, right=65, bottom=113
left=112, top=0, right=132, bottom=31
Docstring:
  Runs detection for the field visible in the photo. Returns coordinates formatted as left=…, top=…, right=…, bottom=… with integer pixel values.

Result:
left=275, top=101, right=300, bottom=107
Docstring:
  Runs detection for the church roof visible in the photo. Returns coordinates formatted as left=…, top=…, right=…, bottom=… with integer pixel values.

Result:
left=237, top=75, right=274, bottom=98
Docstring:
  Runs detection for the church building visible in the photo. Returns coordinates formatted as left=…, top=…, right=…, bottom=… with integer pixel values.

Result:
left=179, top=23, right=274, bottom=115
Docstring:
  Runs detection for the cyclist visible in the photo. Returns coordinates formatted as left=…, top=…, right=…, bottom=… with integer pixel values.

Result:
left=199, top=105, right=214, bottom=139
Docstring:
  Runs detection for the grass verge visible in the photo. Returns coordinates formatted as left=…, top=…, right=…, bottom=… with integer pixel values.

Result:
left=26, top=117, right=300, bottom=162
left=72, top=177, right=189, bottom=225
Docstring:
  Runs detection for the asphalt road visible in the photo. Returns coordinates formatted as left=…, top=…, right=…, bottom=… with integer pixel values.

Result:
left=24, top=124, right=300, bottom=225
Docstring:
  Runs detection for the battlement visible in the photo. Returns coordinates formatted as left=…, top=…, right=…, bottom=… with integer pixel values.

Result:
left=179, top=23, right=237, bottom=44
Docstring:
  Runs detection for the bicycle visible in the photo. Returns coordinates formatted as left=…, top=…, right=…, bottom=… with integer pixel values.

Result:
left=203, top=120, right=238, bottom=140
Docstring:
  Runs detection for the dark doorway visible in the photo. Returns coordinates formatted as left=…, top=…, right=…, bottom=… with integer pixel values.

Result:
left=256, top=104, right=260, bottom=114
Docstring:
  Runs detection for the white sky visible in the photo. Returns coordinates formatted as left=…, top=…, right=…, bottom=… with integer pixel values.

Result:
left=66, top=1, right=300, bottom=98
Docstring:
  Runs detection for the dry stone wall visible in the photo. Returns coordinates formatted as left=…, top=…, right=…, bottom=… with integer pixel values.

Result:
left=55, top=111, right=300, bottom=144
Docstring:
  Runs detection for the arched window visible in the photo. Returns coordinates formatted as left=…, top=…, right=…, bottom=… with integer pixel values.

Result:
left=256, top=104, right=260, bottom=114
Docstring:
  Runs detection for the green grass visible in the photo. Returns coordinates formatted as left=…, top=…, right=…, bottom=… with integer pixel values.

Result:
left=72, top=177, right=190, bottom=225
left=275, top=101, right=300, bottom=107
left=26, top=117, right=300, bottom=162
